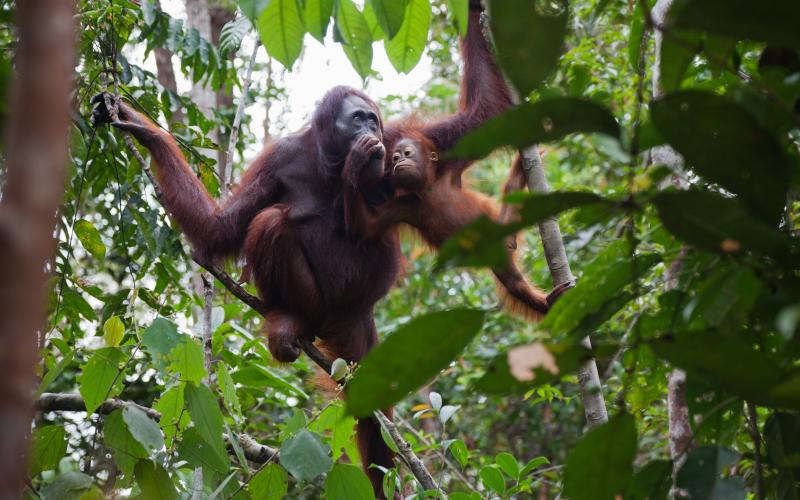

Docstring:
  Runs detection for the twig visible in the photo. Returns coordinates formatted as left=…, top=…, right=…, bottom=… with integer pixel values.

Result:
left=223, top=41, right=260, bottom=192
left=230, top=433, right=279, bottom=464
left=373, top=410, right=442, bottom=494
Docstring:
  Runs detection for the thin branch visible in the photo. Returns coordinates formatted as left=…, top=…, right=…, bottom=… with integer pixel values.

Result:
left=373, top=410, right=442, bottom=493
left=37, top=392, right=160, bottom=420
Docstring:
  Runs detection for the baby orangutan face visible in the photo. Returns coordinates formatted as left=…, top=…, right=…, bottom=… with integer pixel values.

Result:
left=390, top=138, right=438, bottom=192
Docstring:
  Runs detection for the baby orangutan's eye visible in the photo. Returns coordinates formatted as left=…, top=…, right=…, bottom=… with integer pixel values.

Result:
left=392, top=153, right=401, bottom=164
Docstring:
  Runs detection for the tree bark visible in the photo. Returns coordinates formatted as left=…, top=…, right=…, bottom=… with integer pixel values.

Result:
left=153, top=1, right=184, bottom=126
left=0, top=0, right=75, bottom=495
left=520, top=147, right=609, bottom=428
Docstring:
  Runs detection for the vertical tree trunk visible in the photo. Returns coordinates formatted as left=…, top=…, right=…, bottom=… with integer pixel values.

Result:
left=210, top=4, right=235, bottom=178
left=520, top=147, right=609, bottom=427
left=154, top=2, right=185, bottom=127
left=0, top=0, right=75, bottom=495
left=650, top=0, right=694, bottom=483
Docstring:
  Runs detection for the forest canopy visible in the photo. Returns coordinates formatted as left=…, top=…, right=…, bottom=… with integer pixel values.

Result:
left=1, top=0, right=799, bottom=499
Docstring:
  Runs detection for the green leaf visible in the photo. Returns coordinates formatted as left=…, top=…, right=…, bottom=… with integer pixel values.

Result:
left=176, top=427, right=230, bottom=476
left=490, top=0, right=568, bottom=95
left=446, top=0, right=468, bottom=36
left=542, top=241, right=661, bottom=338
left=231, top=364, right=308, bottom=398
left=336, top=0, right=374, bottom=79
left=649, top=330, right=800, bottom=409
left=215, top=362, right=241, bottom=418
left=626, top=460, right=672, bottom=500
left=36, top=351, right=75, bottom=397
left=659, top=31, right=700, bottom=93
left=103, top=316, right=125, bottom=347
left=40, top=471, right=93, bottom=500
left=652, top=190, right=797, bottom=264
left=676, top=446, right=744, bottom=500
left=141, top=317, right=181, bottom=365
left=239, top=0, right=268, bottom=23
left=480, top=466, right=505, bottom=495
left=628, top=2, right=645, bottom=71
left=385, top=0, right=430, bottom=74
left=279, top=430, right=333, bottom=481
left=185, top=383, right=226, bottom=457
left=362, top=1, right=384, bottom=41
left=248, top=463, right=288, bottom=499
left=79, top=347, right=126, bottom=415
left=447, top=439, right=469, bottom=467
left=564, top=413, right=638, bottom=500
left=308, top=401, right=359, bottom=462
left=765, top=412, right=800, bottom=469
left=123, top=406, right=165, bottom=453
left=367, top=0, right=407, bottom=39
left=520, top=456, right=550, bottom=476
left=346, top=309, right=485, bottom=417
left=495, top=452, right=520, bottom=479
left=104, top=409, right=148, bottom=477
left=29, top=426, right=67, bottom=476
left=475, top=341, right=594, bottom=395
left=450, top=98, right=620, bottom=160
left=134, top=460, right=178, bottom=500
left=669, top=0, right=800, bottom=50
left=168, top=337, right=207, bottom=384
left=304, top=0, right=334, bottom=42
left=154, top=384, right=188, bottom=447
left=651, top=91, right=791, bottom=222
left=218, top=16, right=251, bottom=56
left=436, top=192, right=611, bottom=270
left=74, top=219, right=106, bottom=260
left=324, top=463, right=374, bottom=500
left=257, top=0, right=305, bottom=69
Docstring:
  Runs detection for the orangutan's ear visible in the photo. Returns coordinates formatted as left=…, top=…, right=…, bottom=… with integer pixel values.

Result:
left=430, top=151, right=439, bottom=163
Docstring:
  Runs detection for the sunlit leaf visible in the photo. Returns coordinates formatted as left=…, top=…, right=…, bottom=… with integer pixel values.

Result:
left=367, top=0, right=407, bottom=39
left=257, top=0, right=304, bottom=69
left=29, top=426, right=67, bottom=476
left=336, top=0, right=373, bottom=79
left=385, top=0, right=430, bottom=74
left=103, top=316, right=125, bottom=347
left=248, top=463, right=288, bottom=499
left=75, top=219, right=106, bottom=260
left=134, top=460, right=178, bottom=500
left=304, top=0, right=334, bottom=42
left=279, top=430, right=332, bottom=481
left=324, top=463, right=374, bottom=500
left=79, top=347, right=126, bottom=415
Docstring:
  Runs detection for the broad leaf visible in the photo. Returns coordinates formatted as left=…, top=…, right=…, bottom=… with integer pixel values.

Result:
left=490, top=0, right=568, bottom=95
left=75, top=219, right=106, bottom=260
left=122, top=406, right=165, bottom=453
left=367, top=0, right=407, bottom=39
left=564, top=413, right=638, bottom=500
left=104, top=409, right=148, bottom=476
left=652, top=190, right=797, bottom=265
left=346, top=309, right=485, bottom=417
left=765, top=412, right=800, bottom=469
left=336, top=0, right=373, bottom=79
left=216, top=362, right=241, bottom=418
left=257, top=0, right=305, bottom=69
left=248, top=463, right=288, bottom=499
left=103, top=316, right=125, bottom=347
left=385, top=0, right=430, bottom=74
left=626, top=460, right=672, bottom=500
left=29, top=426, right=67, bottom=476
left=79, top=347, right=126, bottom=415
left=279, top=430, right=333, bottom=481
left=658, top=31, right=700, bottom=93
left=40, top=472, right=93, bottom=500
left=239, top=0, right=268, bottom=23
left=651, top=91, right=791, bottom=222
left=176, top=427, right=230, bottom=477
left=154, top=384, right=188, bottom=447
left=141, top=317, right=181, bottom=366
left=185, top=383, right=226, bottom=457
left=495, top=452, right=520, bottom=479
left=676, top=447, right=744, bottom=500
left=446, top=0, right=468, bottom=36
left=450, top=98, right=620, bottom=160
left=324, top=463, right=374, bottom=500
left=308, top=401, right=359, bottom=462
left=304, top=0, right=334, bottom=42
left=480, top=466, right=505, bottom=494
left=134, top=460, right=178, bottom=500
left=669, top=0, right=800, bottom=50
left=168, top=337, right=207, bottom=384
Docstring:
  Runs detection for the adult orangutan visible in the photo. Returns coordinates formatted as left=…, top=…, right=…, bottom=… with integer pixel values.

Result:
left=92, top=0, right=513, bottom=495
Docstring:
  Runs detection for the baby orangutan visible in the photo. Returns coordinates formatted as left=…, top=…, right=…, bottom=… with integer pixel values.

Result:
left=343, top=131, right=568, bottom=319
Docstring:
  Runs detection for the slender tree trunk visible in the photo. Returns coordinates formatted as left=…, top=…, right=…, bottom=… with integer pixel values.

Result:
left=154, top=0, right=184, bottom=126
left=210, top=4, right=235, bottom=178
left=520, top=147, right=609, bottom=427
left=0, top=0, right=75, bottom=495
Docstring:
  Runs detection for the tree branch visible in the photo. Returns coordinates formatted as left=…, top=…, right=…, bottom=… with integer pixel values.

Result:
left=37, top=392, right=161, bottom=421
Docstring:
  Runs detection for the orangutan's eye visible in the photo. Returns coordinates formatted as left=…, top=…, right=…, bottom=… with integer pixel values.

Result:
left=392, top=152, right=401, bottom=164
left=404, top=148, right=413, bottom=157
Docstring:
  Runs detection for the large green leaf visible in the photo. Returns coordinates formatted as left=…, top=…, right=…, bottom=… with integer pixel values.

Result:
left=134, top=460, right=178, bottom=500
left=658, top=31, right=700, bottom=93
left=626, top=460, right=672, bottom=500
left=676, top=447, right=745, bottom=500
left=652, top=190, right=797, bottom=265
left=385, top=0, right=430, bottom=74
left=279, top=430, right=332, bottom=481
left=346, top=309, right=485, bottom=417
left=651, top=91, right=791, bottom=222
left=102, top=316, right=125, bottom=347
left=324, top=463, right=374, bottom=500
left=649, top=330, right=800, bottom=409
left=215, top=362, right=241, bottom=418
left=122, top=406, right=165, bottom=453
left=104, top=409, right=148, bottom=476
left=239, top=0, right=268, bottom=23
left=450, top=98, right=620, bottom=160
left=669, top=0, right=800, bottom=50
left=436, top=192, right=611, bottom=270
left=541, top=241, right=660, bottom=338
left=563, top=413, right=638, bottom=500
left=40, top=472, right=93, bottom=500
left=367, top=0, right=407, bottom=39
left=168, top=337, right=207, bottom=384
left=154, top=384, right=188, bottom=447
left=308, top=401, right=359, bottom=462
left=185, top=383, right=226, bottom=457
left=74, top=219, right=106, bottom=261
left=303, top=0, right=334, bottom=42
left=257, top=0, right=305, bottom=69
left=141, top=317, right=181, bottom=367
left=78, top=347, right=126, bottom=415
left=248, top=463, right=288, bottom=499
left=489, top=0, right=568, bottom=95
left=29, top=426, right=68, bottom=476
left=176, top=427, right=230, bottom=477
left=446, top=0, right=468, bottom=36
left=336, top=0, right=373, bottom=79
